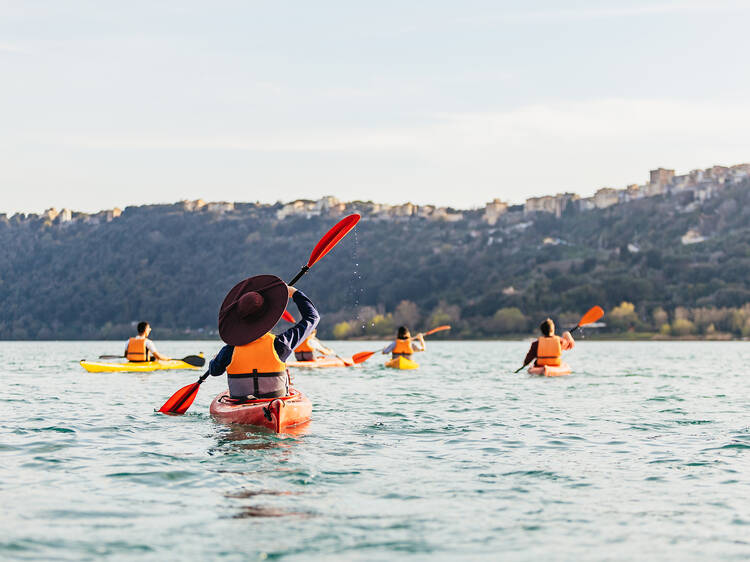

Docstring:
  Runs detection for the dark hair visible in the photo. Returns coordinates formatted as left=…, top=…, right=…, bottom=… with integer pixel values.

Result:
left=137, top=321, right=149, bottom=335
left=539, top=318, right=553, bottom=336
left=397, top=326, right=410, bottom=339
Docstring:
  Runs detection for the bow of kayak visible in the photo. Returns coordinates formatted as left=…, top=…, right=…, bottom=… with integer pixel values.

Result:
left=385, top=356, right=419, bottom=370
left=528, top=362, right=571, bottom=377
left=80, top=357, right=203, bottom=373
left=209, top=389, right=312, bottom=433
left=286, top=356, right=353, bottom=368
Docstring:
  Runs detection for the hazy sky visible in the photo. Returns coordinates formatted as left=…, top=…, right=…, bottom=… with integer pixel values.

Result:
left=2, top=0, right=750, bottom=213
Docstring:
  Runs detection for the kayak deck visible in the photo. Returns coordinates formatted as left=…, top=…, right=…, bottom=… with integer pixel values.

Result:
left=209, top=389, right=312, bottom=433
left=528, top=362, right=571, bottom=377
left=385, top=356, right=419, bottom=370
left=80, top=358, right=202, bottom=373
left=286, top=356, right=353, bottom=368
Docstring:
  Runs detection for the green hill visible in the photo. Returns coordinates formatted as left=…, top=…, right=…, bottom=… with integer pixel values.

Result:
left=2, top=178, right=750, bottom=340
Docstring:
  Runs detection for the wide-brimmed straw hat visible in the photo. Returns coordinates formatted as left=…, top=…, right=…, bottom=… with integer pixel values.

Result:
left=218, top=275, right=287, bottom=346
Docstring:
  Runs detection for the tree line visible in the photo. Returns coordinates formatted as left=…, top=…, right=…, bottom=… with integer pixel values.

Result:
left=1, top=179, right=750, bottom=340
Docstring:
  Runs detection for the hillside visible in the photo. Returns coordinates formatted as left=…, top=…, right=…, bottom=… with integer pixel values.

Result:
left=2, top=174, right=750, bottom=340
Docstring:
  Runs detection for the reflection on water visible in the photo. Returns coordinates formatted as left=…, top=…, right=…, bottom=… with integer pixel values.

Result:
left=209, top=422, right=310, bottom=453
left=224, top=489, right=310, bottom=519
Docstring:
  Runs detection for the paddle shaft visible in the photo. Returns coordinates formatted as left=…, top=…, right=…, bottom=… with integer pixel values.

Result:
left=288, top=266, right=309, bottom=287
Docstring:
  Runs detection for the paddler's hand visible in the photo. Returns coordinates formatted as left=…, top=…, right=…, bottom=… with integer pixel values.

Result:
left=287, top=285, right=297, bottom=298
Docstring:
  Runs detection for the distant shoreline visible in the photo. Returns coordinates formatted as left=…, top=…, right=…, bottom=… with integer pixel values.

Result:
left=0, top=334, right=746, bottom=343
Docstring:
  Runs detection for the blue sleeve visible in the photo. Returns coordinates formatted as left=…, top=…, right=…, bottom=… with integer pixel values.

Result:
left=274, top=290, right=320, bottom=362
left=382, top=341, right=396, bottom=354
left=209, top=344, right=235, bottom=376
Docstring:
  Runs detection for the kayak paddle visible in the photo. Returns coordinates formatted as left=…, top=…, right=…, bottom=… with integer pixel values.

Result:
left=98, top=354, right=205, bottom=367
left=158, top=214, right=361, bottom=415
left=351, top=325, right=452, bottom=364
left=288, top=214, right=361, bottom=286
left=513, top=306, right=604, bottom=373
left=281, top=310, right=295, bottom=323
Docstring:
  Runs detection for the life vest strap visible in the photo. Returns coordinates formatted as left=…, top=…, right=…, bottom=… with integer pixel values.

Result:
left=227, top=370, right=286, bottom=378
left=227, top=370, right=287, bottom=399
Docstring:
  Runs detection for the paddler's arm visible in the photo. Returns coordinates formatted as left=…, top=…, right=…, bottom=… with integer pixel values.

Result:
left=561, top=332, right=574, bottom=351
left=274, top=288, right=320, bottom=362
left=311, top=339, right=335, bottom=355
left=412, top=333, right=426, bottom=352
left=523, top=340, right=538, bottom=366
left=208, top=344, right=235, bottom=376
left=381, top=341, right=396, bottom=355
left=147, top=340, right=170, bottom=361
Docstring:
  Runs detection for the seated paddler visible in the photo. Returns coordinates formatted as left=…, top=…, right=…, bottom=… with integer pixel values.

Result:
left=523, top=318, right=574, bottom=368
left=208, top=275, right=319, bottom=400
left=124, top=321, right=170, bottom=362
left=294, top=329, right=335, bottom=361
left=382, top=326, right=425, bottom=360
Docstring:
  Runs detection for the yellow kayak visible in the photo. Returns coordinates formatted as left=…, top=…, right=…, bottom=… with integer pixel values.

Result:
left=80, top=356, right=203, bottom=373
left=385, top=356, right=419, bottom=370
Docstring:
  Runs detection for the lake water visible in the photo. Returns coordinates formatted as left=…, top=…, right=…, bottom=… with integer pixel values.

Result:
left=1, top=340, right=749, bottom=561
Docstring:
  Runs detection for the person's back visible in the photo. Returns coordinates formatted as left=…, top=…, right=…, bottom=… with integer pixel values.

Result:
left=209, top=280, right=320, bottom=399
left=293, top=329, right=334, bottom=361
left=523, top=318, right=574, bottom=367
left=125, top=322, right=169, bottom=362
left=383, top=326, right=425, bottom=359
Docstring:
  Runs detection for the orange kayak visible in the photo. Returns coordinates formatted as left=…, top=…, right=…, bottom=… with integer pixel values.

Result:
left=528, top=362, right=571, bottom=377
left=286, top=356, right=353, bottom=368
left=209, top=389, right=312, bottom=433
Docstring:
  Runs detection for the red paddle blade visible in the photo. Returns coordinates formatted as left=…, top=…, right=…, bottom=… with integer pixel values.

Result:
left=578, top=306, right=604, bottom=327
left=159, top=381, right=201, bottom=414
left=423, top=325, right=451, bottom=337
left=281, top=310, right=295, bottom=323
left=307, top=214, right=360, bottom=267
left=351, top=351, right=376, bottom=364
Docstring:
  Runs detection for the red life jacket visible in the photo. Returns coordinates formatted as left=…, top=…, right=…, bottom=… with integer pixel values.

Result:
left=536, top=336, right=562, bottom=366
left=126, top=337, right=149, bottom=362
left=227, top=333, right=288, bottom=398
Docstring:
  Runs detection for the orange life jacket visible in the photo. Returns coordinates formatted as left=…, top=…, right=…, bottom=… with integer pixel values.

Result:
left=227, top=333, right=288, bottom=398
left=536, top=336, right=562, bottom=366
left=295, top=337, right=313, bottom=353
left=126, top=337, right=149, bottom=362
left=392, top=338, right=414, bottom=357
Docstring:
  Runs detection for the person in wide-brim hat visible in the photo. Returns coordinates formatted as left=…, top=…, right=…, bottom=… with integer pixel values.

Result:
left=208, top=274, right=320, bottom=399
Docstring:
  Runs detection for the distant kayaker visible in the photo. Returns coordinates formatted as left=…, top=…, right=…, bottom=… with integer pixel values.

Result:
left=208, top=275, right=319, bottom=399
left=125, top=322, right=170, bottom=362
left=294, top=329, right=335, bottom=361
left=523, top=318, right=574, bottom=368
left=382, top=326, right=425, bottom=359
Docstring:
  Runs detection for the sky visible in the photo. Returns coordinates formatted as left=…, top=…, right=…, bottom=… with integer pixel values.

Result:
left=2, top=0, right=750, bottom=214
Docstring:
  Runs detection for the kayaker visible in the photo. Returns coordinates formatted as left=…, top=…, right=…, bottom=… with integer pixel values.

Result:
left=208, top=275, right=319, bottom=399
left=523, top=318, right=574, bottom=368
left=382, top=326, right=425, bottom=359
left=293, top=329, right=335, bottom=361
left=124, top=322, right=170, bottom=362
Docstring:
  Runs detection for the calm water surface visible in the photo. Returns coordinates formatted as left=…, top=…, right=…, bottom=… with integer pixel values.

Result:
left=1, top=340, right=749, bottom=561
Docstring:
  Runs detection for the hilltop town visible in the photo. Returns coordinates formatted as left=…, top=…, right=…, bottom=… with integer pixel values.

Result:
left=5, top=163, right=748, bottom=242
left=3, top=159, right=750, bottom=342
